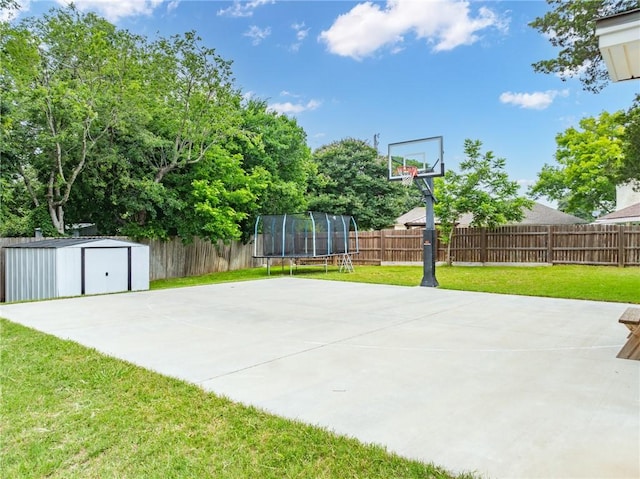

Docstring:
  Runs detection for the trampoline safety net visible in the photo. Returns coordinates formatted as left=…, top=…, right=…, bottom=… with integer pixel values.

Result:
left=254, top=212, right=358, bottom=258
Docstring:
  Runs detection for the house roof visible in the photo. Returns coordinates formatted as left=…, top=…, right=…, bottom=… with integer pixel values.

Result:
left=595, top=202, right=640, bottom=223
left=395, top=207, right=426, bottom=226
left=517, top=203, right=588, bottom=225
left=397, top=202, right=587, bottom=228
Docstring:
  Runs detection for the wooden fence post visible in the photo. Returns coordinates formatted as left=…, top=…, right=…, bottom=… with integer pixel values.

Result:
left=480, top=228, right=487, bottom=263
left=619, top=224, right=625, bottom=267
left=380, top=229, right=386, bottom=263
left=547, top=225, right=554, bottom=264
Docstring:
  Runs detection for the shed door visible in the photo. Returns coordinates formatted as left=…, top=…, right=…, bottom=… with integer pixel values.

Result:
left=83, top=248, right=130, bottom=295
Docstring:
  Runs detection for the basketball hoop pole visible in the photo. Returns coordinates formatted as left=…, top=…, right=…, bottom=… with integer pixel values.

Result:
left=387, top=136, right=443, bottom=287
left=418, top=175, right=438, bottom=287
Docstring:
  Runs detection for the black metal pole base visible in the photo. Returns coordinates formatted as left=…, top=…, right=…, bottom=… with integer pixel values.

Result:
left=420, top=229, right=438, bottom=287
left=420, top=273, right=439, bottom=287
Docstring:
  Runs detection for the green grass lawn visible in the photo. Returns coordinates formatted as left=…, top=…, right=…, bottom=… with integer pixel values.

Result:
left=1, top=319, right=469, bottom=479
left=152, top=264, right=640, bottom=304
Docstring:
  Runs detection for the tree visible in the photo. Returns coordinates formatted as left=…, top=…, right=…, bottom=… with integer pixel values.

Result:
left=529, top=111, right=626, bottom=220
left=307, top=138, right=409, bottom=230
left=619, top=96, right=640, bottom=185
left=228, top=99, right=314, bottom=239
left=159, top=145, right=267, bottom=242
left=1, top=6, right=142, bottom=234
left=434, top=139, right=533, bottom=265
left=0, top=0, right=19, bottom=18
left=109, top=30, right=247, bottom=238
left=144, top=32, right=243, bottom=184
left=2, top=6, right=255, bottom=242
left=529, top=0, right=637, bottom=93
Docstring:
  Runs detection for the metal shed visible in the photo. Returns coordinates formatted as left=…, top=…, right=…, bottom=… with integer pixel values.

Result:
left=4, top=238, right=149, bottom=302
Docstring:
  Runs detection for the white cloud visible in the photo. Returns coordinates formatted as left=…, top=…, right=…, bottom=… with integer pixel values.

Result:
left=556, top=60, right=591, bottom=80
left=292, top=22, right=309, bottom=41
left=268, top=99, right=321, bottom=115
left=244, top=25, right=271, bottom=45
left=242, top=91, right=257, bottom=102
left=217, top=0, right=273, bottom=18
left=289, top=22, right=310, bottom=52
left=318, top=0, right=508, bottom=60
left=280, top=90, right=301, bottom=98
left=54, top=0, right=164, bottom=21
left=499, top=89, right=569, bottom=110
left=167, top=1, right=180, bottom=13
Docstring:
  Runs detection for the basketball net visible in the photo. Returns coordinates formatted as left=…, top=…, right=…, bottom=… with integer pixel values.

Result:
left=397, top=166, right=418, bottom=187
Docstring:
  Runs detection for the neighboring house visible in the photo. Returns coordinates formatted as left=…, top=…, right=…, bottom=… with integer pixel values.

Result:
left=594, top=182, right=640, bottom=224
left=394, top=202, right=586, bottom=229
left=394, top=207, right=428, bottom=230
left=615, top=182, right=640, bottom=209
left=66, top=223, right=98, bottom=236
left=595, top=202, right=640, bottom=224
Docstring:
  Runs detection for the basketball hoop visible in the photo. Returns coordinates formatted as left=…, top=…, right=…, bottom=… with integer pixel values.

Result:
left=397, top=166, right=418, bottom=187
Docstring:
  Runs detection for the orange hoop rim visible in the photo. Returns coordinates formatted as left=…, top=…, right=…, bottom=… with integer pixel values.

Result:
left=396, top=165, right=419, bottom=177
left=397, top=166, right=418, bottom=187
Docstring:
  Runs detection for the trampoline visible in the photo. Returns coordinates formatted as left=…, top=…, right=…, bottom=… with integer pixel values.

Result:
left=253, top=212, right=359, bottom=274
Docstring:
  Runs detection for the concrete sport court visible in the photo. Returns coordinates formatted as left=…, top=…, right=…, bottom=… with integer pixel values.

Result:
left=2, top=277, right=638, bottom=478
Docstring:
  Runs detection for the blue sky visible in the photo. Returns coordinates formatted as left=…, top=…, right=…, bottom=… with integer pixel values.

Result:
left=8, top=1, right=640, bottom=198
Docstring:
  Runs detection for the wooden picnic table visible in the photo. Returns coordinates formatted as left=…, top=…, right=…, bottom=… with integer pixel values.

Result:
left=617, top=307, right=640, bottom=360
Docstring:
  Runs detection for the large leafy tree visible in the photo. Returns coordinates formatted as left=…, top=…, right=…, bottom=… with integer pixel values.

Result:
left=0, top=32, right=44, bottom=236
left=161, top=145, right=266, bottom=242
left=307, top=138, right=410, bottom=230
left=110, top=30, right=248, bottom=239
left=435, top=139, right=533, bottom=264
left=619, top=97, right=640, bottom=185
left=1, top=6, right=141, bottom=234
left=530, top=1, right=639, bottom=196
left=228, top=99, right=314, bottom=239
left=529, top=111, right=626, bottom=220
left=143, top=32, right=243, bottom=184
left=529, top=0, right=638, bottom=93
left=2, top=6, right=258, bottom=242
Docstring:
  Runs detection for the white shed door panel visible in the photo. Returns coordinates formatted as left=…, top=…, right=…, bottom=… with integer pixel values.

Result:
left=84, top=248, right=129, bottom=294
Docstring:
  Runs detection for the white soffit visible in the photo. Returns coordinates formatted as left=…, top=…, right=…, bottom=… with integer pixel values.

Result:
left=596, top=9, right=640, bottom=82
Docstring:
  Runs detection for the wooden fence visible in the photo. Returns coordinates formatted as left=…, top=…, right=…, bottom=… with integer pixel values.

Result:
left=2, top=225, right=639, bottom=300
left=143, top=237, right=261, bottom=279
left=352, top=225, right=640, bottom=267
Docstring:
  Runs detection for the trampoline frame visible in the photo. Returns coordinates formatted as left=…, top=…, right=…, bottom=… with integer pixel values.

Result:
left=253, top=212, right=359, bottom=274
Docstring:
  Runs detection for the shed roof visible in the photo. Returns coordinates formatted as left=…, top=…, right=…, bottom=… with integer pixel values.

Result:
left=6, top=238, right=103, bottom=249
left=5, top=238, right=144, bottom=249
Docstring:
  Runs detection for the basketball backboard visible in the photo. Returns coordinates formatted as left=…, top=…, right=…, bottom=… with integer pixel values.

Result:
left=388, top=136, right=444, bottom=181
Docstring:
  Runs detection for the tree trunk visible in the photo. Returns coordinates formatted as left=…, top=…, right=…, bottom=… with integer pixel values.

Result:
left=446, top=227, right=455, bottom=266
left=48, top=201, right=64, bottom=234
